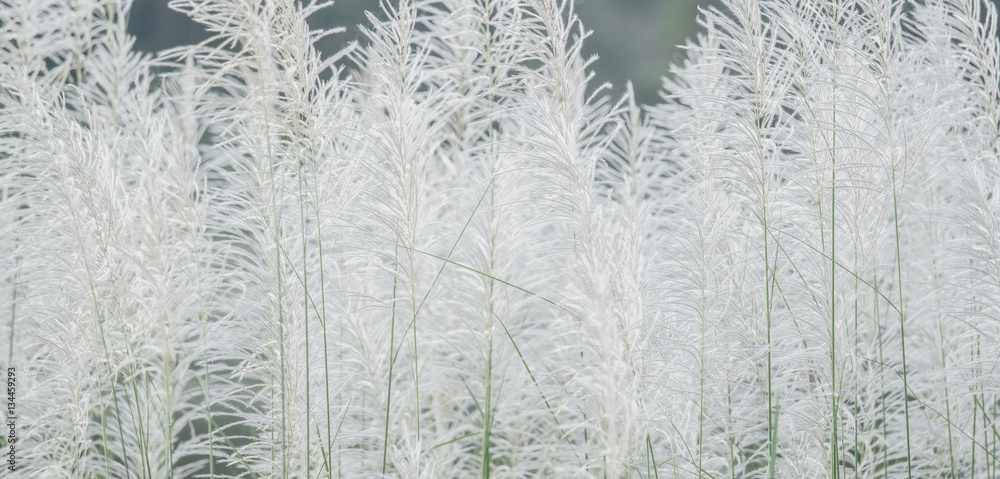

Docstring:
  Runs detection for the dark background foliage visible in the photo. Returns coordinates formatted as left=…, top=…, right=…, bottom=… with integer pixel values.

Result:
left=128, top=0, right=717, bottom=105
left=128, top=0, right=1000, bottom=109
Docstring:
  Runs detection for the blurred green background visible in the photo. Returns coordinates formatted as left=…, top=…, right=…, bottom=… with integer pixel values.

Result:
left=126, top=0, right=998, bottom=106
left=127, top=0, right=714, bottom=106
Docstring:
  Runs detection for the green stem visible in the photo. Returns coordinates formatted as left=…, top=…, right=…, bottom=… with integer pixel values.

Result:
left=890, top=167, right=912, bottom=478
left=382, top=247, right=400, bottom=475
